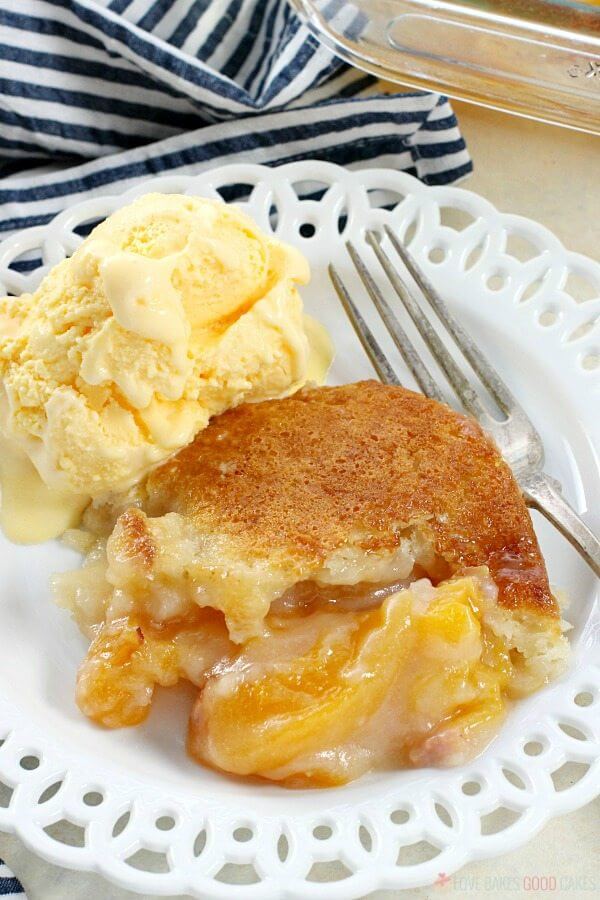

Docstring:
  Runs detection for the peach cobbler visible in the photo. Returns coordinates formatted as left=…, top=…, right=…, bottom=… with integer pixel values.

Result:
left=55, top=381, right=569, bottom=786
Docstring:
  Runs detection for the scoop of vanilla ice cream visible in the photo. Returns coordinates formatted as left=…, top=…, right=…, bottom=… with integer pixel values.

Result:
left=0, top=193, right=330, bottom=527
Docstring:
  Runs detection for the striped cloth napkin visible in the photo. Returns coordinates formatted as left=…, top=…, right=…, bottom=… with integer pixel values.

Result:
left=0, top=0, right=471, bottom=246
left=0, top=861, right=25, bottom=898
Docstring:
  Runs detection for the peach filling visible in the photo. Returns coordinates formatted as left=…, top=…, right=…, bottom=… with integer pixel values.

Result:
left=189, top=575, right=511, bottom=785
left=75, top=573, right=516, bottom=784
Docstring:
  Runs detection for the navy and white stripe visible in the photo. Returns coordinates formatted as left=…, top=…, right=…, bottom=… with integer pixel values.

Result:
left=0, top=0, right=471, bottom=241
left=0, top=861, right=25, bottom=898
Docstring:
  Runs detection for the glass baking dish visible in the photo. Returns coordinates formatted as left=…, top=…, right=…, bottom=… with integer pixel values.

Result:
left=290, top=0, right=600, bottom=133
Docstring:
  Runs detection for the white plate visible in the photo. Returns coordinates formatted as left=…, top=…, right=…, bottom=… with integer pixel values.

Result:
left=0, top=162, right=598, bottom=899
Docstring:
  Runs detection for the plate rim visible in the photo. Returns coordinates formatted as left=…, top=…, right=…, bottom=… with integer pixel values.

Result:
left=0, top=160, right=598, bottom=899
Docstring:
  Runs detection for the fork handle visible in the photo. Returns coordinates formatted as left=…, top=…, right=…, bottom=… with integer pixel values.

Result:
left=522, top=472, right=600, bottom=578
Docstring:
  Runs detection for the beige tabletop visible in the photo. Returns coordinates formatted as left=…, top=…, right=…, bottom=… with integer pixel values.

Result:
left=0, top=100, right=598, bottom=900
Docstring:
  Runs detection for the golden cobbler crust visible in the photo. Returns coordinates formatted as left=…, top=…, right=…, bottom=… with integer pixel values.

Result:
left=141, top=381, right=556, bottom=617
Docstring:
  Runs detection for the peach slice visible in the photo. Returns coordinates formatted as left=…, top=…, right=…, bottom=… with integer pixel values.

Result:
left=190, top=592, right=417, bottom=776
left=189, top=577, right=510, bottom=784
left=77, top=611, right=232, bottom=728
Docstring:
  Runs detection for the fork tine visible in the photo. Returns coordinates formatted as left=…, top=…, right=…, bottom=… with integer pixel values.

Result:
left=346, top=240, right=444, bottom=402
left=365, top=230, right=491, bottom=422
left=328, top=263, right=401, bottom=386
left=383, top=225, right=519, bottom=416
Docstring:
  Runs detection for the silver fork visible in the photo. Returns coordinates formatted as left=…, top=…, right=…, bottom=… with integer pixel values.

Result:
left=329, top=225, right=600, bottom=577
